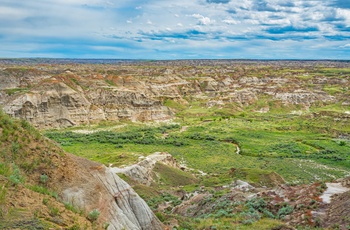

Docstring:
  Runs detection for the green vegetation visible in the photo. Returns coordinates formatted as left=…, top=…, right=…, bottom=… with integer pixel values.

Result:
left=0, top=110, right=93, bottom=229
left=27, top=185, right=58, bottom=200
left=2, top=64, right=350, bottom=229
left=64, top=202, right=83, bottom=215
left=39, top=174, right=48, bottom=184
left=153, top=162, right=198, bottom=187
left=148, top=193, right=182, bottom=213
left=87, top=209, right=100, bottom=222
left=43, top=96, right=350, bottom=229
left=46, top=109, right=350, bottom=184
left=4, top=88, right=30, bottom=96
left=8, top=164, right=24, bottom=186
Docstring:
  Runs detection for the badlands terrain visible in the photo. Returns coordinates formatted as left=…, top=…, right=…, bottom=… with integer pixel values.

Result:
left=0, top=59, right=350, bottom=229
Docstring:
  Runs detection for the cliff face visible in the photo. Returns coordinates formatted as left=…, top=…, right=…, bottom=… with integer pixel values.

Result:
left=1, top=75, right=173, bottom=128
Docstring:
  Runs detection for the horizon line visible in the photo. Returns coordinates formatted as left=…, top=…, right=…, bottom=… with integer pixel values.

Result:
left=1, top=58, right=350, bottom=61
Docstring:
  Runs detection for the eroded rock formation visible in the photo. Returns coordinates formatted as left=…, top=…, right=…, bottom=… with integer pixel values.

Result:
left=60, top=155, right=163, bottom=230
left=1, top=60, right=348, bottom=128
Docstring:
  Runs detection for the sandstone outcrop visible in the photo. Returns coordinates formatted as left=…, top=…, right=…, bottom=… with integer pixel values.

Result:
left=1, top=78, right=173, bottom=128
left=60, top=155, right=163, bottom=230
left=1, top=60, right=348, bottom=128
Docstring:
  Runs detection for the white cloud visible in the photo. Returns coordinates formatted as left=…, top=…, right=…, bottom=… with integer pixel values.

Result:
left=192, top=14, right=212, bottom=25
left=340, top=44, right=350, bottom=48
left=222, top=19, right=238, bottom=25
left=336, top=8, right=350, bottom=24
left=0, top=0, right=349, bottom=59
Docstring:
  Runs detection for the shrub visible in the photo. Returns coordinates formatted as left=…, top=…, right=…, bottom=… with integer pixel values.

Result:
left=40, top=174, right=49, bottom=184
left=49, top=206, right=60, bottom=216
left=240, top=209, right=261, bottom=225
left=263, top=209, right=275, bottom=219
left=87, top=209, right=100, bottom=222
left=277, top=205, right=293, bottom=219
left=9, top=163, right=24, bottom=185
left=42, top=198, right=49, bottom=205
left=245, top=198, right=266, bottom=212
left=155, top=212, right=165, bottom=222
left=64, top=202, right=81, bottom=214
left=103, top=222, right=110, bottom=229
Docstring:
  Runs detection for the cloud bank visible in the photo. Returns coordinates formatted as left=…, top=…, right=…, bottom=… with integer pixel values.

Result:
left=0, top=0, right=349, bottom=59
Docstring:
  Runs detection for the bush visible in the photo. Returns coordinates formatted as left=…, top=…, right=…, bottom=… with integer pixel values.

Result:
left=49, top=206, right=60, bottom=216
left=240, top=209, right=261, bottom=225
left=277, top=205, right=293, bottom=219
left=9, top=163, right=24, bottom=185
left=245, top=198, right=266, bottom=212
left=40, top=174, right=49, bottom=184
left=64, top=202, right=81, bottom=214
left=155, top=212, right=165, bottom=222
left=87, top=209, right=100, bottom=222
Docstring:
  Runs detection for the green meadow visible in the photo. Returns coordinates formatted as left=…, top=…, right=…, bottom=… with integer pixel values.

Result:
left=45, top=101, right=350, bottom=185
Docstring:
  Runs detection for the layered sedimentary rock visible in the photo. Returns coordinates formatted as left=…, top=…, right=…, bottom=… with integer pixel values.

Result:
left=1, top=61, right=348, bottom=128
left=1, top=77, right=173, bottom=128
left=60, top=155, right=163, bottom=230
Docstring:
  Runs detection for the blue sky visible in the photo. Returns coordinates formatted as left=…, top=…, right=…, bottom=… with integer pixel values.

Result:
left=0, top=0, right=350, bottom=59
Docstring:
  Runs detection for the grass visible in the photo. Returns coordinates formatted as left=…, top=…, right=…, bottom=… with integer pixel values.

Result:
left=174, top=215, right=289, bottom=230
left=133, top=184, right=160, bottom=200
left=45, top=107, right=350, bottom=185
left=153, top=162, right=198, bottom=186
left=4, top=88, right=30, bottom=96
left=27, top=185, right=59, bottom=200
left=3, top=64, right=350, bottom=230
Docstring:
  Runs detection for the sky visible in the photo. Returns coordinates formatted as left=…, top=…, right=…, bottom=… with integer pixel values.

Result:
left=0, top=0, right=350, bottom=59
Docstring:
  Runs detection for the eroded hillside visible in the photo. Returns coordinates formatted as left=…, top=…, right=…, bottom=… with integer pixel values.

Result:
left=0, top=110, right=163, bottom=229
left=1, top=59, right=350, bottom=229
left=1, top=60, right=349, bottom=129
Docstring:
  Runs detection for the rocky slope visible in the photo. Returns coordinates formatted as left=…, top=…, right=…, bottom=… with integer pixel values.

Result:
left=0, top=110, right=163, bottom=230
left=61, top=155, right=163, bottom=230
left=111, top=150, right=350, bottom=229
left=1, top=60, right=349, bottom=128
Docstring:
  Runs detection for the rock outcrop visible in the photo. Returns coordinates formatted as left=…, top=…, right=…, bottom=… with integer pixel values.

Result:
left=1, top=60, right=348, bottom=128
left=1, top=78, right=173, bottom=128
left=111, top=152, right=178, bottom=186
left=60, top=155, right=163, bottom=230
